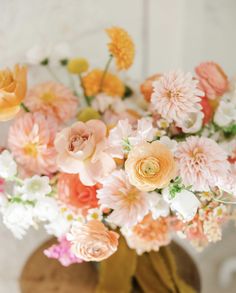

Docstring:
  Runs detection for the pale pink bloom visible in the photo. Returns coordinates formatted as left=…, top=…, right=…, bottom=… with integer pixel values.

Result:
left=55, top=120, right=115, bottom=186
left=44, top=236, right=82, bottom=266
left=151, top=70, right=203, bottom=123
left=97, top=170, right=150, bottom=227
left=92, top=93, right=114, bottom=113
left=24, top=82, right=78, bottom=123
left=108, top=119, right=133, bottom=158
left=8, top=112, right=58, bottom=175
left=176, top=136, right=230, bottom=191
left=129, top=117, right=156, bottom=145
left=67, top=220, right=119, bottom=262
left=195, top=62, right=229, bottom=100
left=122, top=214, right=171, bottom=255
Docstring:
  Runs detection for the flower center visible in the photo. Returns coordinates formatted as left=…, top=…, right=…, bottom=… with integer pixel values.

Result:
left=138, top=157, right=160, bottom=177
left=24, top=143, right=38, bottom=157
left=41, top=91, right=56, bottom=103
left=166, top=89, right=182, bottom=100
left=29, top=181, right=41, bottom=192
left=125, top=187, right=139, bottom=204
left=68, top=134, right=89, bottom=152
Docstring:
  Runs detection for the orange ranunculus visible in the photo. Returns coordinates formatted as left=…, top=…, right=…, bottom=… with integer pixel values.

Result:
left=57, top=173, right=99, bottom=211
left=125, top=141, right=177, bottom=191
left=140, top=74, right=162, bottom=102
left=67, top=220, right=119, bottom=261
left=0, top=65, right=27, bottom=121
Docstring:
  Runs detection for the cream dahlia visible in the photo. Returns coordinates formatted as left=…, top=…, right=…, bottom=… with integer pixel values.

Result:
left=8, top=112, right=58, bottom=175
left=176, top=136, right=230, bottom=191
left=97, top=170, right=150, bottom=227
left=151, top=70, right=203, bottom=123
left=24, top=82, right=78, bottom=123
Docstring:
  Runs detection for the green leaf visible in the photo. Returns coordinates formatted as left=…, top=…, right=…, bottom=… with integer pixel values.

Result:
left=123, top=85, right=133, bottom=99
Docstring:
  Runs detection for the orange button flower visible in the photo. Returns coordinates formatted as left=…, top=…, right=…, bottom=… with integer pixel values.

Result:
left=0, top=65, right=27, bottom=121
left=106, top=27, right=135, bottom=70
left=125, top=141, right=177, bottom=191
left=83, top=69, right=124, bottom=97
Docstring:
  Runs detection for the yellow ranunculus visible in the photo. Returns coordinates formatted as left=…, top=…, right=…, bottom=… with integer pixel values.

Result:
left=0, top=65, right=27, bottom=121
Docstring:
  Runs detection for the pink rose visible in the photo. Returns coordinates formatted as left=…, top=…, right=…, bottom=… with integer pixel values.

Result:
left=55, top=120, right=115, bottom=186
left=195, top=62, right=228, bottom=99
left=67, top=220, right=119, bottom=262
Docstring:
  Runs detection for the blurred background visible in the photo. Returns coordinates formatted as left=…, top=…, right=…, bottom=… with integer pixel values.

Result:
left=1, top=0, right=236, bottom=292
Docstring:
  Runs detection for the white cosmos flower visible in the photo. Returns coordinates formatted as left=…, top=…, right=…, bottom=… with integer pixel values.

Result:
left=34, top=197, right=59, bottom=222
left=163, top=188, right=200, bottom=221
left=179, top=111, right=204, bottom=133
left=148, top=192, right=170, bottom=219
left=0, top=150, right=17, bottom=179
left=2, top=203, right=34, bottom=239
left=159, top=136, right=178, bottom=153
left=20, top=175, right=51, bottom=200
left=86, top=208, right=103, bottom=221
left=214, top=101, right=236, bottom=127
left=26, top=44, right=51, bottom=65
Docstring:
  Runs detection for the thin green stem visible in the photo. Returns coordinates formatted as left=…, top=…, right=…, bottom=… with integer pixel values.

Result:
left=99, top=55, right=113, bottom=92
left=20, top=102, right=30, bottom=113
left=46, top=66, right=61, bottom=83
left=78, top=74, right=90, bottom=106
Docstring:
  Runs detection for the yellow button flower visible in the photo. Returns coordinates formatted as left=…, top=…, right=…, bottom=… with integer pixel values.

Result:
left=77, top=107, right=101, bottom=122
left=67, top=58, right=89, bottom=74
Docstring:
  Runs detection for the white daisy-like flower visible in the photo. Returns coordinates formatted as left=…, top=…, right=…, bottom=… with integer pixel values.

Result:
left=20, top=175, right=51, bottom=200
left=0, top=150, right=17, bottom=179
left=86, top=208, right=103, bottom=221
left=2, top=203, right=34, bottom=239
left=34, top=197, right=59, bottom=222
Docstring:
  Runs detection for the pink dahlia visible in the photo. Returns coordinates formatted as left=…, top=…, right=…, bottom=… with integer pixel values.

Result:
left=8, top=112, right=58, bottom=175
left=176, top=136, right=230, bottom=191
left=151, top=70, right=203, bottom=123
left=97, top=170, right=150, bottom=227
left=24, top=82, right=78, bottom=123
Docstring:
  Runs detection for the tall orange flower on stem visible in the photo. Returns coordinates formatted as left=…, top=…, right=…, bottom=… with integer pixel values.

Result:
left=0, top=65, right=27, bottom=121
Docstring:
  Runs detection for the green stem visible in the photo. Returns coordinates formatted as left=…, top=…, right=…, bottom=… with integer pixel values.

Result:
left=99, top=55, right=113, bottom=92
left=46, top=66, right=61, bottom=83
left=20, top=102, right=30, bottom=113
left=78, top=74, right=90, bottom=106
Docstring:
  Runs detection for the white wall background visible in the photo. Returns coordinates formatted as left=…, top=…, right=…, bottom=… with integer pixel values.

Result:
left=1, top=1, right=236, bottom=292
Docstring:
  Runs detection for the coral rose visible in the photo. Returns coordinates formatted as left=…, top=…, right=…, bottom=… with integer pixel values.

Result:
left=125, top=141, right=177, bottom=191
left=57, top=173, right=98, bottom=211
left=55, top=120, right=116, bottom=186
left=195, top=62, right=228, bottom=100
left=0, top=65, right=27, bottom=121
left=67, top=220, right=119, bottom=261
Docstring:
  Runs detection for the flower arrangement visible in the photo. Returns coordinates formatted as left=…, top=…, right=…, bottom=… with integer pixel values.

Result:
left=0, top=27, right=236, bottom=275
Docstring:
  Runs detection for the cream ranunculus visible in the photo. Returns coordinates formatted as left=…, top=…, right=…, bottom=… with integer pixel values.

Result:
left=125, top=141, right=177, bottom=191
left=67, top=220, right=119, bottom=262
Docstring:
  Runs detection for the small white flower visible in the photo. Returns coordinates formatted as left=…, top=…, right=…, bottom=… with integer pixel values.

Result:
left=50, top=42, right=71, bottom=64
left=34, top=197, right=59, bottom=222
left=26, top=45, right=51, bottom=65
left=159, top=136, right=178, bottom=153
left=157, top=119, right=169, bottom=129
left=178, top=111, right=204, bottom=133
left=20, top=175, right=51, bottom=200
left=163, top=188, right=200, bottom=221
left=2, top=203, right=34, bottom=239
left=213, top=204, right=227, bottom=219
left=214, top=101, right=236, bottom=127
left=129, top=118, right=156, bottom=145
left=44, top=212, right=71, bottom=238
left=148, top=192, right=170, bottom=219
left=0, top=150, right=17, bottom=179
left=86, top=208, right=103, bottom=221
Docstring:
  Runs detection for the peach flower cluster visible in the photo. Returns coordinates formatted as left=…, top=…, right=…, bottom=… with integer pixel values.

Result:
left=67, top=220, right=119, bottom=262
left=125, top=141, right=177, bottom=191
left=0, top=65, right=27, bottom=121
